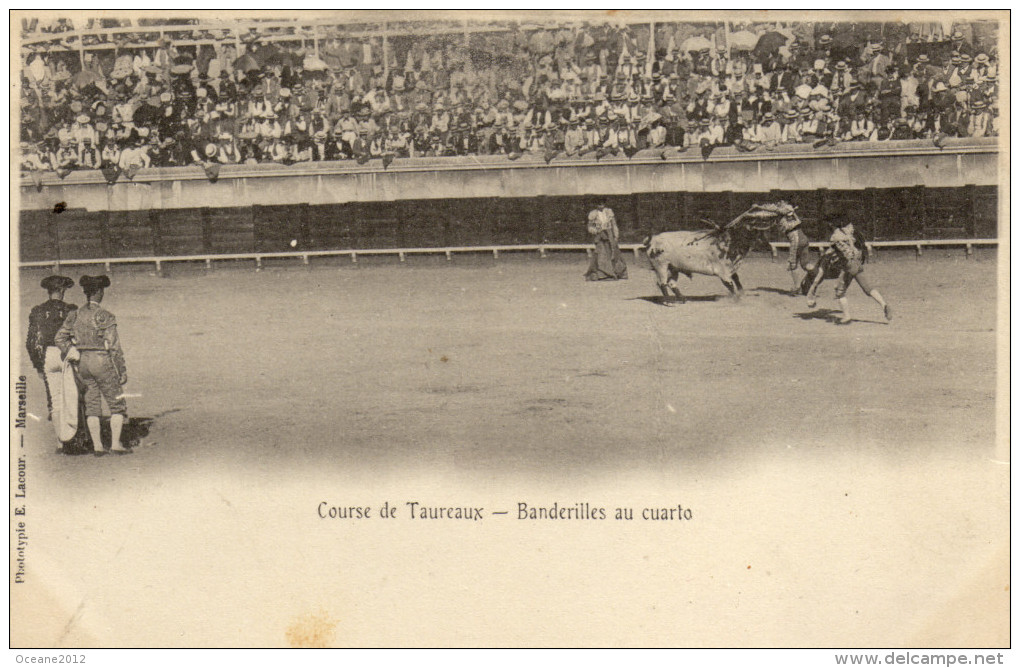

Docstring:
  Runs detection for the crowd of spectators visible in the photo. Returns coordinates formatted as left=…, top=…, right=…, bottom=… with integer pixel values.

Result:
left=19, top=19, right=1000, bottom=178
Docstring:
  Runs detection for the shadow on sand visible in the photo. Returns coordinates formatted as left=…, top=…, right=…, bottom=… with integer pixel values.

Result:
left=629, top=294, right=726, bottom=306
left=57, top=410, right=176, bottom=455
left=793, top=308, right=888, bottom=326
left=753, top=286, right=799, bottom=296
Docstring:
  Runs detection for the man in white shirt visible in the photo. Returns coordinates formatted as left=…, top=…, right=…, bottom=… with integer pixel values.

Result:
left=705, top=117, right=726, bottom=145
left=647, top=122, right=667, bottom=147
left=756, top=112, right=782, bottom=146
left=71, top=114, right=98, bottom=146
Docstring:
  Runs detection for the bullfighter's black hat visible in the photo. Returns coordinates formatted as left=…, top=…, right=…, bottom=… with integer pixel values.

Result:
left=41, top=275, right=74, bottom=291
left=79, top=275, right=111, bottom=293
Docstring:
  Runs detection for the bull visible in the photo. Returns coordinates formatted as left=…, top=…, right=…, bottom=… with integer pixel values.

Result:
left=643, top=202, right=796, bottom=306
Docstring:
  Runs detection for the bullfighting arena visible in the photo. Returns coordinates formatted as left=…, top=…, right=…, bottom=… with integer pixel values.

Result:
left=13, top=249, right=1008, bottom=648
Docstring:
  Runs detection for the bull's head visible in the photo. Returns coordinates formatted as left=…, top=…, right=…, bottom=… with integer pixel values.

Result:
left=744, top=215, right=780, bottom=232
left=738, top=201, right=800, bottom=233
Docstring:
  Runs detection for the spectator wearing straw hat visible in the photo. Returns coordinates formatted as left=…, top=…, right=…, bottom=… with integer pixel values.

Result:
left=563, top=117, right=584, bottom=156
left=52, top=137, right=79, bottom=174
left=21, top=141, right=50, bottom=172
left=756, top=111, right=781, bottom=147
left=704, top=115, right=726, bottom=146
left=865, top=44, right=892, bottom=84
left=950, top=29, right=973, bottom=57
left=79, top=134, right=102, bottom=169
left=16, top=19, right=1003, bottom=165
left=830, top=60, right=853, bottom=95
left=967, top=99, right=990, bottom=137
left=780, top=108, right=802, bottom=143
left=71, top=113, right=98, bottom=145
left=930, top=80, right=955, bottom=132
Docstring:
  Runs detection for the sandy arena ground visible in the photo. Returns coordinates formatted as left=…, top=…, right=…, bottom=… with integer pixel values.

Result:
left=11, top=249, right=1008, bottom=648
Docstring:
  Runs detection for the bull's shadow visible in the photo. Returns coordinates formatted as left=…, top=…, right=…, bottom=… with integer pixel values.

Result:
left=631, top=295, right=728, bottom=306
left=793, top=308, right=888, bottom=326
left=754, top=286, right=799, bottom=296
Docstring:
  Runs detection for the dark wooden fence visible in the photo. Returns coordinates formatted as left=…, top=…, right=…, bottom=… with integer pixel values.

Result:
left=18, top=185, right=998, bottom=263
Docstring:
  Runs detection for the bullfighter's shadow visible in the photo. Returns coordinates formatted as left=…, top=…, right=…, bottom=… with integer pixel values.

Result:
left=793, top=308, right=888, bottom=326
left=59, top=417, right=154, bottom=455
left=57, top=408, right=178, bottom=455
left=631, top=295, right=727, bottom=306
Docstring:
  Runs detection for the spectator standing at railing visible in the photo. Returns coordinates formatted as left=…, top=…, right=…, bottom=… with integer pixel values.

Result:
left=966, top=97, right=991, bottom=138
left=120, top=134, right=152, bottom=175
left=309, top=130, right=328, bottom=161
left=902, top=106, right=924, bottom=138
left=888, top=117, right=913, bottom=140
left=704, top=116, right=726, bottom=146
left=847, top=111, right=877, bottom=141
left=323, top=133, right=344, bottom=161
left=563, top=118, right=584, bottom=156
left=755, top=112, right=781, bottom=148
left=217, top=132, right=240, bottom=164
left=52, top=140, right=79, bottom=173
left=79, top=136, right=101, bottom=169
left=21, top=142, right=50, bottom=172
left=647, top=120, right=667, bottom=148
left=100, top=135, right=121, bottom=167
left=71, top=113, right=98, bottom=145
left=778, top=109, right=800, bottom=143
left=799, top=106, right=823, bottom=142
left=144, top=133, right=167, bottom=166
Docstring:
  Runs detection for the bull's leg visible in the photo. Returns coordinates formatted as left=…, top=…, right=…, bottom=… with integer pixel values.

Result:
left=667, top=269, right=686, bottom=305
left=668, top=281, right=686, bottom=305
left=731, top=272, right=744, bottom=294
left=651, top=261, right=675, bottom=305
left=718, top=269, right=740, bottom=300
left=660, top=282, right=679, bottom=307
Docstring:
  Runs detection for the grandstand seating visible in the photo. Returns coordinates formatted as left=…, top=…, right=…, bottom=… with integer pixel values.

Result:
left=18, top=16, right=1000, bottom=177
